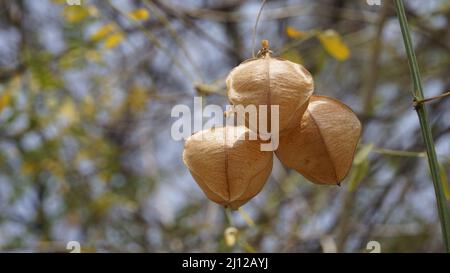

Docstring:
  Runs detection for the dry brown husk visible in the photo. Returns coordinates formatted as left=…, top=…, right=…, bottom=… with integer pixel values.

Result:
left=275, top=95, right=362, bottom=185
left=183, top=125, right=273, bottom=209
left=226, top=54, right=314, bottom=134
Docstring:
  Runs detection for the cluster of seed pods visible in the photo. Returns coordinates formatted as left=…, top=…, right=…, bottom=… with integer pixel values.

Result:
left=183, top=41, right=361, bottom=209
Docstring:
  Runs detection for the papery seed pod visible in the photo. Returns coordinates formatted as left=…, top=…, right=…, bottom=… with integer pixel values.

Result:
left=275, top=95, right=362, bottom=185
left=183, top=125, right=273, bottom=209
left=226, top=41, right=314, bottom=134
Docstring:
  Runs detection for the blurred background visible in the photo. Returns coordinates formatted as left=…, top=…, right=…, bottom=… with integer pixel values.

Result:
left=0, top=0, right=449, bottom=252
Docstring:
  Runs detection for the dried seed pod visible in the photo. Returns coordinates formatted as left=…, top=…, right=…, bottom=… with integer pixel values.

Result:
left=226, top=41, right=314, bottom=134
left=183, top=125, right=273, bottom=209
left=275, top=95, right=362, bottom=185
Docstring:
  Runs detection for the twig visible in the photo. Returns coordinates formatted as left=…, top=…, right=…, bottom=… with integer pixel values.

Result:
left=374, top=148, right=425, bottom=158
left=413, top=92, right=450, bottom=108
left=394, top=0, right=450, bottom=252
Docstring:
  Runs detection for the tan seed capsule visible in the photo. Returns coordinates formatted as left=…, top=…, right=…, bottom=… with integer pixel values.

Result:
left=275, top=95, right=362, bottom=185
left=226, top=41, right=314, bottom=134
left=183, top=125, right=273, bottom=209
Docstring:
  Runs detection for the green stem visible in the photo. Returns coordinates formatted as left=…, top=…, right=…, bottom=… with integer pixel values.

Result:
left=374, top=148, right=425, bottom=158
left=394, top=0, right=450, bottom=252
left=225, top=208, right=234, bottom=227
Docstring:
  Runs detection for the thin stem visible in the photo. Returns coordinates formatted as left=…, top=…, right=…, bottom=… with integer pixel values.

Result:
left=238, top=207, right=255, bottom=227
left=394, top=0, right=450, bottom=252
left=374, top=148, right=425, bottom=158
left=252, top=0, right=267, bottom=58
left=225, top=207, right=234, bottom=226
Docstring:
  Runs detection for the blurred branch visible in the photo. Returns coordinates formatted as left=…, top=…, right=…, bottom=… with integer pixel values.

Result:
left=168, top=3, right=377, bottom=23
left=374, top=148, right=425, bottom=158
left=0, top=64, right=25, bottom=83
left=362, top=3, right=389, bottom=115
left=144, top=0, right=203, bottom=82
left=152, top=0, right=240, bottom=58
left=106, top=0, right=198, bottom=82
